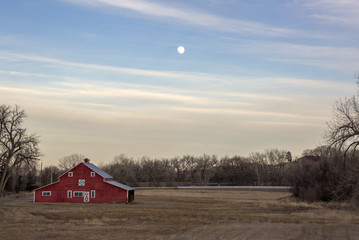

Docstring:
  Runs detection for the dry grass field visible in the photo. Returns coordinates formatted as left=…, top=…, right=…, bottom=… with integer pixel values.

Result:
left=1, top=189, right=359, bottom=240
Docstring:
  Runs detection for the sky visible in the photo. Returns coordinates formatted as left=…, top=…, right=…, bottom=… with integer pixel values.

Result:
left=1, top=0, right=359, bottom=166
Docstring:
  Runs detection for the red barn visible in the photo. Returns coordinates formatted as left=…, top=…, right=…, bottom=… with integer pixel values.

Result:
left=34, top=159, right=134, bottom=203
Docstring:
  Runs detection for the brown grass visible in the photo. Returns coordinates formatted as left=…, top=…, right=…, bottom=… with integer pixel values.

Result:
left=0, top=190, right=358, bottom=240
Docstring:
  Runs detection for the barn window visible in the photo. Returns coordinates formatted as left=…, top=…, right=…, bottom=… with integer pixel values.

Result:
left=90, top=172, right=95, bottom=177
left=42, top=191, right=51, bottom=196
left=73, top=191, right=83, bottom=197
left=78, top=179, right=85, bottom=186
left=91, top=190, right=95, bottom=198
left=68, top=172, right=73, bottom=177
left=67, top=190, right=72, bottom=198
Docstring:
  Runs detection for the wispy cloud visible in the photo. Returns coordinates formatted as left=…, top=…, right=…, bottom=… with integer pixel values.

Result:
left=0, top=78, right=328, bottom=125
left=0, top=51, right=241, bottom=86
left=57, top=82, right=254, bottom=107
left=173, top=106, right=326, bottom=121
left=0, top=78, right=255, bottom=110
left=231, top=40, right=359, bottom=72
left=272, top=77, right=353, bottom=92
left=0, top=65, right=349, bottom=102
left=294, top=0, right=359, bottom=25
left=62, top=0, right=299, bottom=37
left=0, top=70, right=83, bottom=81
left=0, top=51, right=184, bottom=79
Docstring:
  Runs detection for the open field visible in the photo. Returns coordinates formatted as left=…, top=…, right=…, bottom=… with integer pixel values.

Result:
left=1, top=190, right=359, bottom=240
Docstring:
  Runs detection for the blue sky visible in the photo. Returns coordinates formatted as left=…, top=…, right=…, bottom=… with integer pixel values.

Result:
left=1, top=0, right=358, bottom=165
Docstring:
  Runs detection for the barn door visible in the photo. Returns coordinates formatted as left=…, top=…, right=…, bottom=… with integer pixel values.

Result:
left=84, top=192, right=90, bottom=203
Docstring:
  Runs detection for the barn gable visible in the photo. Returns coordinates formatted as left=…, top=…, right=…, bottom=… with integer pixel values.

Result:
left=34, top=159, right=134, bottom=203
left=57, top=158, right=113, bottom=180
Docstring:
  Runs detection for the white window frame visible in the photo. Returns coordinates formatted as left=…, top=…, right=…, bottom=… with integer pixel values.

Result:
left=42, top=191, right=51, bottom=196
left=78, top=179, right=85, bottom=186
left=73, top=191, right=83, bottom=197
left=67, top=190, right=72, bottom=198
left=91, top=190, right=95, bottom=198
left=68, top=172, right=73, bottom=177
left=90, top=172, right=95, bottom=177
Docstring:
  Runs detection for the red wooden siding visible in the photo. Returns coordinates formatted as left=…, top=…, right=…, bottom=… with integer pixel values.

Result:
left=34, top=161, right=134, bottom=203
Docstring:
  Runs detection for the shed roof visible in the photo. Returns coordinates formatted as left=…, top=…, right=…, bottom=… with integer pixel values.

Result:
left=83, top=162, right=113, bottom=179
left=105, top=180, right=135, bottom=191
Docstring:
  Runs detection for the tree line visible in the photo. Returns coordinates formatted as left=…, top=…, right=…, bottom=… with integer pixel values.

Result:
left=1, top=81, right=359, bottom=204
left=7, top=149, right=291, bottom=192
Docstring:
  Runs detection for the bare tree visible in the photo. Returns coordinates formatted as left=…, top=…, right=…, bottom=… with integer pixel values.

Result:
left=107, top=154, right=137, bottom=184
left=249, top=149, right=289, bottom=185
left=197, top=154, right=217, bottom=185
left=326, top=91, right=359, bottom=165
left=248, top=152, right=264, bottom=185
left=263, top=149, right=288, bottom=165
left=58, top=153, right=84, bottom=171
left=286, top=151, right=292, bottom=163
left=302, top=146, right=331, bottom=159
left=264, top=149, right=289, bottom=185
left=220, top=156, right=255, bottom=185
left=170, top=157, right=187, bottom=182
left=183, top=155, right=198, bottom=183
left=324, top=81, right=359, bottom=203
left=40, top=166, right=60, bottom=186
left=0, top=105, right=40, bottom=196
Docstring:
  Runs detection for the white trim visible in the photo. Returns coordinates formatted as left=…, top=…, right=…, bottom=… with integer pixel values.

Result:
left=84, top=192, right=90, bottom=203
left=91, top=172, right=95, bottom=177
left=68, top=172, right=73, bottom=177
left=67, top=190, right=72, bottom=198
left=42, top=191, right=51, bottom=196
left=73, top=191, right=83, bottom=197
left=91, top=190, right=95, bottom=198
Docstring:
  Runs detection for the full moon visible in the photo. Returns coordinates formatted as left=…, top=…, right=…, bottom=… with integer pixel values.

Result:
left=177, top=46, right=185, bottom=54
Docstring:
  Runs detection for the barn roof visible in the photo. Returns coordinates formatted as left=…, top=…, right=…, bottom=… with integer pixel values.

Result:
left=105, top=180, right=135, bottom=191
left=83, top=162, right=113, bottom=179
